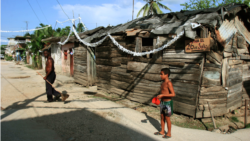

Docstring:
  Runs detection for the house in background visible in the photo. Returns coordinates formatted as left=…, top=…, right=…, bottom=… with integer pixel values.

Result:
left=6, top=38, right=17, bottom=59
left=60, top=39, right=74, bottom=77
left=41, top=37, right=63, bottom=74
left=14, top=36, right=31, bottom=62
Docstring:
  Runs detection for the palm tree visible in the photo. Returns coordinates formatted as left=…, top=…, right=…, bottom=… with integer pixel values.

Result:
left=77, top=23, right=85, bottom=33
left=137, top=0, right=171, bottom=17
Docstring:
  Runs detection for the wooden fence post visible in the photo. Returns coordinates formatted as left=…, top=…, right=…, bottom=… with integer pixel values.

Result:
left=245, top=99, right=248, bottom=128
left=208, top=101, right=217, bottom=129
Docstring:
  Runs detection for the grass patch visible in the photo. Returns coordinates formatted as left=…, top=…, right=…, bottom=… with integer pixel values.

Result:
left=246, top=123, right=250, bottom=128
left=173, top=120, right=206, bottom=130
left=230, top=116, right=239, bottom=122
left=26, top=65, right=35, bottom=69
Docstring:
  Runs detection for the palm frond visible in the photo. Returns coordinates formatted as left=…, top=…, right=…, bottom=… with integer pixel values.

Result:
left=152, top=2, right=163, bottom=14
left=151, top=2, right=158, bottom=14
left=137, top=4, right=148, bottom=17
left=157, top=2, right=172, bottom=11
left=143, top=4, right=149, bottom=16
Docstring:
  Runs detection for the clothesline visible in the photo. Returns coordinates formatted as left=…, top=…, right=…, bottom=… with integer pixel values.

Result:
left=0, top=25, right=51, bottom=32
left=57, top=17, right=187, bottom=56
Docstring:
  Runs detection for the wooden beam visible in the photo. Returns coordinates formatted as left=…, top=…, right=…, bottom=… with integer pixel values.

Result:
left=194, top=56, right=204, bottom=118
left=222, top=58, right=228, bottom=87
left=127, top=61, right=169, bottom=73
left=200, top=86, right=226, bottom=93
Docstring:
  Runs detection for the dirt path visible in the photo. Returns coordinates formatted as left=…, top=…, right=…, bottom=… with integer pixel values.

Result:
left=1, top=61, right=250, bottom=141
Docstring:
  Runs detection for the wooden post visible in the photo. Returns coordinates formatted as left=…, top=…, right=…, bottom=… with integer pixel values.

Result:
left=87, top=46, right=90, bottom=87
left=208, top=101, right=217, bottom=129
left=194, top=55, right=205, bottom=119
left=245, top=99, right=248, bottom=128
left=132, top=0, right=134, bottom=20
left=222, top=58, right=228, bottom=87
left=135, top=37, right=142, bottom=52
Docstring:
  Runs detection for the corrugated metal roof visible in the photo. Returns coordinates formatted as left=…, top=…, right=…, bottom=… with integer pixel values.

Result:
left=218, top=19, right=237, bottom=45
left=81, top=4, right=249, bottom=43
left=235, top=16, right=250, bottom=44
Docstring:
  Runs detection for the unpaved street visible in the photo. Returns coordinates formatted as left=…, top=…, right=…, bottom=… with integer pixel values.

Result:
left=1, top=61, right=250, bottom=141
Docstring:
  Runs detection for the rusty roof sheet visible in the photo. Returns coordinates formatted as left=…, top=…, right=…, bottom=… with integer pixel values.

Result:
left=217, top=19, right=237, bottom=46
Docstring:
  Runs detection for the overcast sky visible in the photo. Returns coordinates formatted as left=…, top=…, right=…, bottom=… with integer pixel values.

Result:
left=1, top=0, right=189, bottom=45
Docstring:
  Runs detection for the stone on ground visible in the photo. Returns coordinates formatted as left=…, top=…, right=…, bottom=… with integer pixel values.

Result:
left=219, top=125, right=229, bottom=132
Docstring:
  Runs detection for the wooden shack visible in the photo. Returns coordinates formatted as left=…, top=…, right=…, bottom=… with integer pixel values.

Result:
left=71, top=4, right=250, bottom=118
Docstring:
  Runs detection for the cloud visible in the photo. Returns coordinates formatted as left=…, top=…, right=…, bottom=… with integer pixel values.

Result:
left=54, top=1, right=145, bottom=30
left=53, top=0, right=187, bottom=30
left=135, top=0, right=188, bottom=5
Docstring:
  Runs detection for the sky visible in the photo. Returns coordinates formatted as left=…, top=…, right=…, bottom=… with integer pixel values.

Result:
left=0, top=0, right=190, bottom=45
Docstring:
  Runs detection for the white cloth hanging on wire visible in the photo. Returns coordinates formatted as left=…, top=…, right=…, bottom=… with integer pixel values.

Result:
left=0, top=25, right=51, bottom=32
left=57, top=17, right=187, bottom=56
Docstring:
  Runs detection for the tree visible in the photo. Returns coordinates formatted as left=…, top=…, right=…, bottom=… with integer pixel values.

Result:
left=180, top=0, right=250, bottom=10
left=180, top=0, right=219, bottom=10
left=24, top=32, right=31, bottom=37
left=137, top=0, right=171, bottom=17
left=77, top=23, right=85, bottom=33
left=1, top=45, right=7, bottom=55
left=27, top=23, right=53, bottom=54
left=53, top=26, right=72, bottom=37
left=220, top=0, right=250, bottom=7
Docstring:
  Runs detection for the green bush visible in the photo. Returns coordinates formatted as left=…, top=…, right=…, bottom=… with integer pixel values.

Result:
left=36, top=52, right=42, bottom=69
left=230, top=116, right=239, bottom=122
left=5, top=55, right=13, bottom=61
left=246, top=123, right=250, bottom=128
left=32, top=55, right=37, bottom=68
left=21, top=52, right=27, bottom=64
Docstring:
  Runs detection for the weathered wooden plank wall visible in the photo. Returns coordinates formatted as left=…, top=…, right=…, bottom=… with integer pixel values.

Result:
left=73, top=26, right=249, bottom=119
left=196, top=31, right=250, bottom=118
left=74, top=43, right=88, bottom=86
left=242, top=63, right=250, bottom=106
left=95, top=35, right=205, bottom=117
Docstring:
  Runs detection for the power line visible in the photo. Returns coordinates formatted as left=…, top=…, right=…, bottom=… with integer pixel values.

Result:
left=56, top=0, right=70, bottom=19
left=36, top=0, right=49, bottom=24
left=26, top=0, right=42, bottom=23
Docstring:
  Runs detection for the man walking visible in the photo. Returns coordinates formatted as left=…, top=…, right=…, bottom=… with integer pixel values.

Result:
left=43, top=49, right=61, bottom=102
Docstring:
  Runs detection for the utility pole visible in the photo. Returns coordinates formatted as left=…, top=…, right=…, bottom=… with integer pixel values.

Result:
left=132, top=0, right=134, bottom=20
left=79, top=14, right=80, bottom=24
left=96, top=23, right=97, bottom=28
left=24, top=21, right=29, bottom=34
left=73, top=10, right=75, bottom=27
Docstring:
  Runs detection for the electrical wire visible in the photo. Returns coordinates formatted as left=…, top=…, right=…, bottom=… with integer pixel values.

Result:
left=36, top=0, right=49, bottom=24
left=54, top=21, right=58, bottom=31
left=56, top=0, right=70, bottom=19
left=26, top=0, right=42, bottom=23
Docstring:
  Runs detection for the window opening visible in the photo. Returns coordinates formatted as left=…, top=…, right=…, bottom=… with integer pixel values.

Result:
left=142, top=38, right=153, bottom=46
left=64, top=50, right=67, bottom=60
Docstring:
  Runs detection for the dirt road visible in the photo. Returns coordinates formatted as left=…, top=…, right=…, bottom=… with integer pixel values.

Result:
left=1, top=61, right=250, bottom=141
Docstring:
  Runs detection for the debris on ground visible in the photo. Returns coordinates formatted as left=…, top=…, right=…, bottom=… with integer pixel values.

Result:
left=219, top=125, right=229, bottom=133
left=212, top=129, right=221, bottom=134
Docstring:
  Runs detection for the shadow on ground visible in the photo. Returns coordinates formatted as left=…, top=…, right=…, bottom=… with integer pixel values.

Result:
left=0, top=97, right=155, bottom=141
